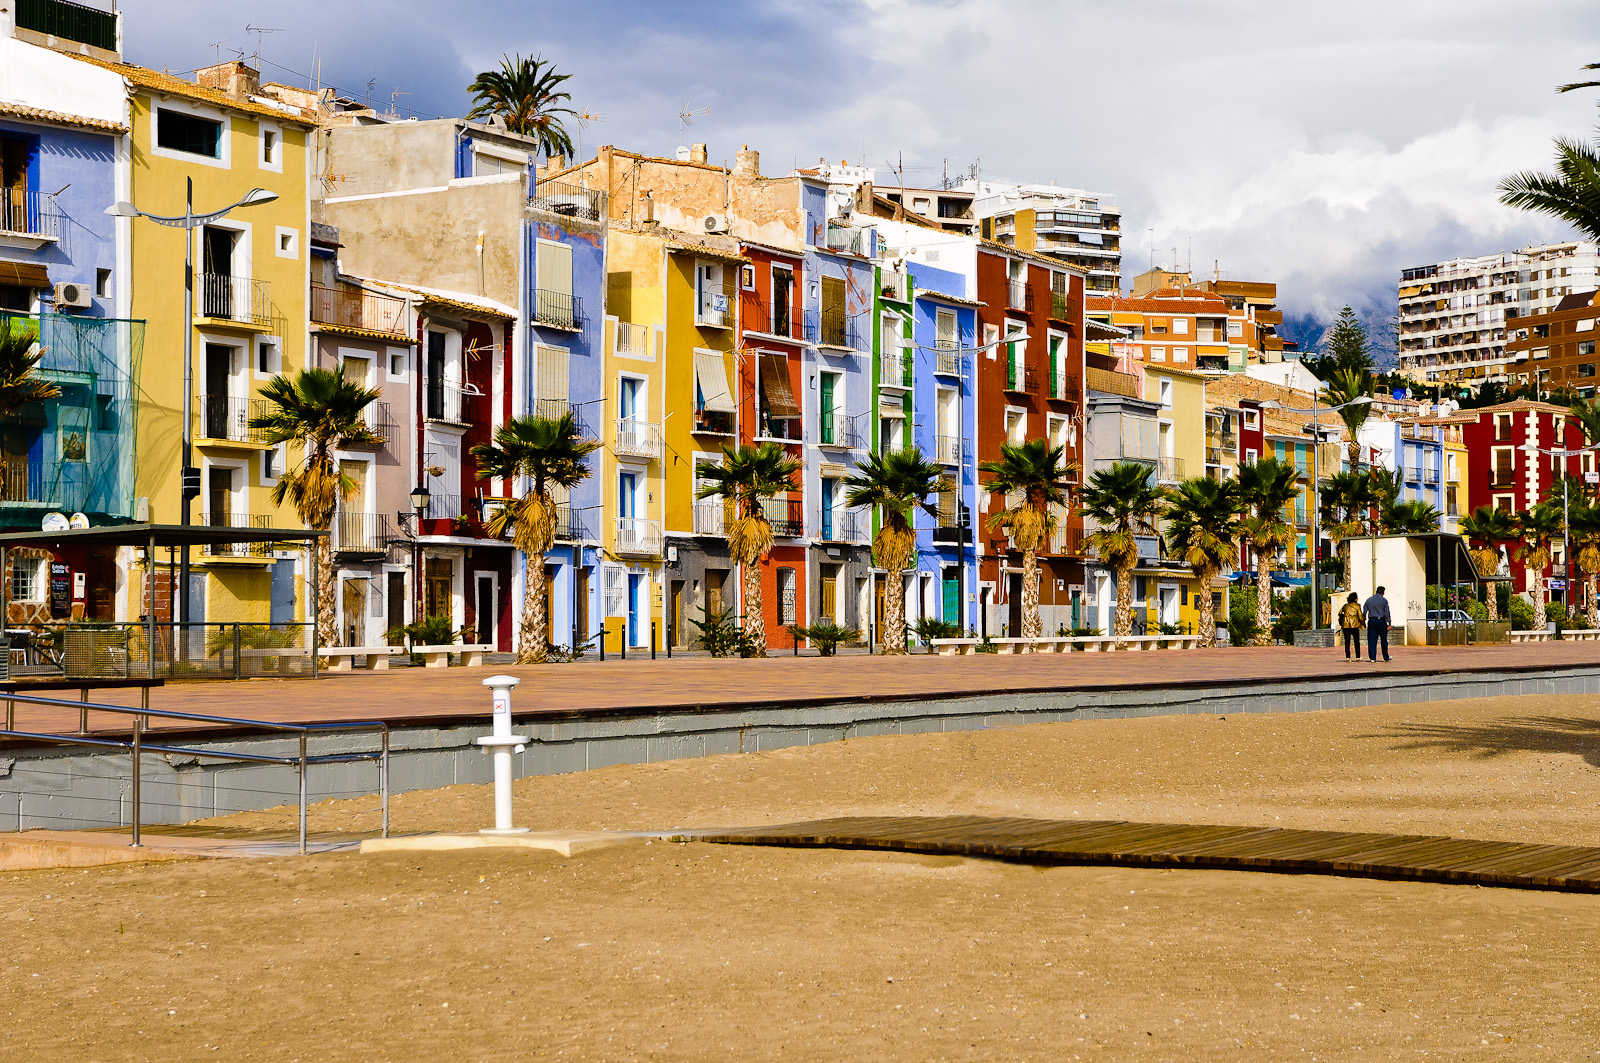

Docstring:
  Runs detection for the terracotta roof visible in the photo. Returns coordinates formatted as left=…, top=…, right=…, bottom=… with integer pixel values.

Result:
left=67, top=54, right=318, bottom=125
left=1466, top=398, right=1574, bottom=416
left=1086, top=290, right=1229, bottom=314
left=1204, top=372, right=1340, bottom=438
left=977, top=238, right=1088, bottom=276
left=369, top=281, right=514, bottom=320
left=0, top=100, right=125, bottom=133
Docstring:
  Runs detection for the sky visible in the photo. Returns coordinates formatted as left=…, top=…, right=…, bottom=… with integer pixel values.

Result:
left=121, top=0, right=1600, bottom=356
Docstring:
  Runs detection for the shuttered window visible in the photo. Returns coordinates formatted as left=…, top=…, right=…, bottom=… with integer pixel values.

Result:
left=534, top=345, right=569, bottom=418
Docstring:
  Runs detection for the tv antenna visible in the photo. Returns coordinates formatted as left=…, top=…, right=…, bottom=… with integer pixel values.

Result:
left=207, top=38, right=233, bottom=64
left=388, top=88, right=411, bottom=116
left=243, top=24, right=283, bottom=63
left=678, top=104, right=710, bottom=137
left=571, top=111, right=606, bottom=164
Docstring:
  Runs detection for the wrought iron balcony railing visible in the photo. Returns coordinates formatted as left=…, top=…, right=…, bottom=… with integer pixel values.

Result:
left=197, top=395, right=269, bottom=443
left=808, top=308, right=858, bottom=350
left=1008, top=282, right=1031, bottom=311
left=334, top=511, right=394, bottom=556
left=936, top=434, right=962, bottom=466
left=614, top=517, right=663, bottom=556
left=198, top=273, right=273, bottom=327
left=424, top=492, right=462, bottom=522
left=1050, top=292, right=1072, bottom=320
left=761, top=498, right=804, bottom=538
left=1048, top=364, right=1079, bottom=402
left=819, top=508, right=864, bottom=543
left=614, top=418, right=663, bottom=461
left=310, top=284, right=408, bottom=336
left=934, top=346, right=964, bottom=376
left=529, top=180, right=604, bottom=222
left=533, top=289, right=583, bottom=331
left=0, top=189, right=59, bottom=240
left=0, top=458, right=51, bottom=505
left=693, top=501, right=730, bottom=536
left=880, top=350, right=911, bottom=389
left=1005, top=361, right=1039, bottom=394
left=817, top=413, right=861, bottom=448
left=424, top=381, right=475, bottom=425
left=200, top=513, right=274, bottom=557
left=693, top=407, right=735, bottom=436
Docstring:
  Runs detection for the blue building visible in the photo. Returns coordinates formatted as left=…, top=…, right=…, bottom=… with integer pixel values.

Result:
left=1360, top=417, right=1447, bottom=527
left=906, top=261, right=980, bottom=633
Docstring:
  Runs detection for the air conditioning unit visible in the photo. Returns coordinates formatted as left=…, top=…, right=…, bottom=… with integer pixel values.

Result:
left=701, top=213, right=728, bottom=234
left=54, top=281, right=92, bottom=310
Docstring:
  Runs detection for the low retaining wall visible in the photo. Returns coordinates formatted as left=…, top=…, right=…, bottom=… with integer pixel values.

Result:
left=5, top=663, right=1600, bottom=833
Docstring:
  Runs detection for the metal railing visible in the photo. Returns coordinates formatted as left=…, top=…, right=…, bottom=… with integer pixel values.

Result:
left=614, top=418, right=663, bottom=460
left=761, top=498, right=804, bottom=538
left=0, top=690, right=388, bottom=853
left=615, top=321, right=651, bottom=357
left=199, top=273, right=273, bottom=326
left=15, top=0, right=116, bottom=49
left=1423, top=466, right=1441, bottom=484
left=826, top=225, right=866, bottom=255
left=197, top=395, right=268, bottom=443
left=1050, top=292, right=1072, bottom=320
left=1158, top=455, right=1187, bottom=483
left=880, top=269, right=910, bottom=302
left=529, top=180, right=605, bottom=221
left=696, top=273, right=739, bottom=329
left=354, top=400, right=395, bottom=445
left=934, top=347, right=964, bottom=376
left=47, top=621, right=317, bottom=680
left=1051, top=524, right=1086, bottom=556
left=936, top=434, right=962, bottom=465
left=880, top=350, right=911, bottom=388
left=746, top=293, right=799, bottom=338
left=818, top=413, right=861, bottom=448
left=693, top=407, right=735, bottom=436
left=1049, top=367, right=1079, bottom=402
left=1008, top=282, right=1032, bottom=311
left=310, top=284, right=408, bottom=336
left=552, top=504, right=585, bottom=541
left=424, top=491, right=462, bottom=521
left=755, top=415, right=801, bottom=442
left=615, top=517, right=663, bottom=555
left=424, top=380, right=474, bottom=424
left=1006, top=361, right=1039, bottom=394
left=1086, top=366, right=1139, bottom=398
left=200, top=513, right=275, bottom=556
left=335, top=511, right=393, bottom=556
left=533, top=289, right=583, bottom=330
left=819, top=508, right=863, bottom=543
left=0, top=458, right=50, bottom=504
left=809, top=308, right=858, bottom=349
left=693, top=501, right=729, bottom=536
left=0, top=188, right=60, bottom=239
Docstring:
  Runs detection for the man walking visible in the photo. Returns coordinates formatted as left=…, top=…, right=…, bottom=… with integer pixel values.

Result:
left=1364, top=585, right=1392, bottom=663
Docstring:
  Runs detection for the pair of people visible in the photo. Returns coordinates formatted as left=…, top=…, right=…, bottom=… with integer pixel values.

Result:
left=1337, top=588, right=1392, bottom=663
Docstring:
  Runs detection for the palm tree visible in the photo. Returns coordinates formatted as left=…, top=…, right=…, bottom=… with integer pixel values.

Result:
left=979, top=438, right=1078, bottom=642
left=1320, top=367, right=1373, bottom=466
left=695, top=442, right=802, bottom=657
left=1569, top=400, right=1600, bottom=501
left=1568, top=500, right=1600, bottom=627
left=1498, top=132, right=1600, bottom=244
left=844, top=449, right=950, bottom=654
left=466, top=54, right=578, bottom=160
left=1512, top=504, right=1564, bottom=631
left=1381, top=499, right=1443, bottom=534
left=1558, top=63, right=1600, bottom=94
left=250, top=368, right=380, bottom=647
left=1320, top=470, right=1376, bottom=585
left=1458, top=505, right=1515, bottom=621
left=1237, top=458, right=1301, bottom=646
left=1164, top=476, right=1244, bottom=646
left=0, top=315, right=59, bottom=419
left=1078, top=462, right=1167, bottom=637
left=470, top=412, right=599, bottom=663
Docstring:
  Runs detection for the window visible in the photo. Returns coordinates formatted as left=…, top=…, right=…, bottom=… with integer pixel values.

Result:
left=1004, top=408, right=1025, bottom=445
left=741, top=265, right=755, bottom=290
left=1151, top=323, right=1168, bottom=334
left=386, top=347, right=408, bottom=382
left=156, top=109, right=222, bottom=158
left=256, top=339, right=281, bottom=376
left=262, top=442, right=286, bottom=485
left=10, top=557, right=42, bottom=602
left=1173, top=347, right=1188, bottom=362
left=95, top=269, right=111, bottom=298
left=777, top=567, right=797, bottom=625
left=1243, top=409, right=1259, bottom=429
left=1244, top=448, right=1258, bottom=465
left=1173, top=318, right=1189, bottom=335
left=936, top=310, right=958, bottom=350
left=261, top=127, right=279, bottom=166
left=1229, top=320, right=1242, bottom=337
left=1150, top=346, right=1166, bottom=362
left=534, top=344, right=570, bottom=419
left=911, top=197, right=931, bottom=216
left=276, top=227, right=298, bottom=259
left=1580, top=341, right=1596, bottom=356
left=1158, top=378, right=1172, bottom=408
left=771, top=267, right=794, bottom=336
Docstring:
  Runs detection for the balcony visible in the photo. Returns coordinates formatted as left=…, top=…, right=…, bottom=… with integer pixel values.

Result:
left=529, top=180, right=604, bottom=222
left=825, top=225, right=867, bottom=256
left=1423, top=466, right=1441, bottom=485
left=200, top=513, right=274, bottom=558
left=820, top=508, right=863, bottom=543
left=0, top=189, right=60, bottom=247
left=879, top=350, right=911, bottom=390
left=693, top=501, right=729, bottom=536
left=424, top=492, right=462, bottom=521
left=1008, top=282, right=1032, bottom=312
left=696, top=273, right=739, bottom=329
left=0, top=459, right=51, bottom=506
left=746, top=293, right=799, bottom=339
left=693, top=407, right=735, bottom=436
left=1158, top=455, right=1187, bottom=483
left=1086, top=366, right=1139, bottom=398
left=808, top=308, right=858, bottom=350
left=817, top=413, right=861, bottom=448
left=1005, top=361, right=1039, bottom=394
left=197, top=395, right=269, bottom=444
left=1051, top=524, right=1085, bottom=556
left=1206, top=447, right=1226, bottom=466
left=614, top=418, right=663, bottom=461
left=1050, top=292, right=1072, bottom=321
left=614, top=517, right=663, bottom=556
left=198, top=273, right=274, bottom=328
left=310, top=284, right=408, bottom=337
left=755, top=415, right=801, bottom=443
left=615, top=321, right=651, bottom=357
left=936, top=434, right=962, bottom=465
left=334, top=511, right=394, bottom=558
left=349, top=401, right=394, bottom=447
left=533, top=290, right=583, bottom=331
left=1048, top=366, right=1079, bottom=402
left=880, top=269, right=910, bottom=302
left=934, top=346, right=964, bottom=376
left=424, top=381, right=476, bottom=426
left=16, top=0, right=116, bottom=50
left=762, top=498, right=804, bottom=538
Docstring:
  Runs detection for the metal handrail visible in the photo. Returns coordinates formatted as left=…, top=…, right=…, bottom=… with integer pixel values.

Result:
left=0, top=691, right=390, bottom=854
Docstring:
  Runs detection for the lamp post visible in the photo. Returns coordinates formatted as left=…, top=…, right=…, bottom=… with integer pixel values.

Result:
left=410, top=484, right=431, bottom=626
left=1260, top=396, right=1372, bottom=633
left=106, top=182, right=279, bottom=632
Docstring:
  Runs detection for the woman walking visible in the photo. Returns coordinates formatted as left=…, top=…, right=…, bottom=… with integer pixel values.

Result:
left=1338, top=592, right=1364, bottom=663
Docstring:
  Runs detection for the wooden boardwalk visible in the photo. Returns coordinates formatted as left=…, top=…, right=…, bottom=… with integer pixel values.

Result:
left=686, top=816, right=1600, bottom=893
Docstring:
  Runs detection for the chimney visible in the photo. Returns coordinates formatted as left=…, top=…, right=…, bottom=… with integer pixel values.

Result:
left=637, top=189, right=654, bottom=225
left=733, top=144, right=759, bottom=179
left=689, top=142, right=708, bottom=165
left=546, top=153, right=565, bottom=174
left=196, top=60, right=261, bottom=99
left=855, top=179, right=874, bottom=213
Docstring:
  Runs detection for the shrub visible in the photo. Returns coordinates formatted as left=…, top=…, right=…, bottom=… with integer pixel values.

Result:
left=689, top=607, right=757, bottom=658
left=1508, top=595, right=1535, bottom=631
left=1271, top=587, right=1310, bottom=644
left=386, top=614, right=456, bottom=663
left=788, top=621, right=860, bottom=657
left=913, top=616, right=961, bottom=651
left=1226, top=592, right=1259, bottom=646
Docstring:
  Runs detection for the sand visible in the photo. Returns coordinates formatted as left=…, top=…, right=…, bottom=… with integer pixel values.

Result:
left=6, top=692, right=1600, bottom=1060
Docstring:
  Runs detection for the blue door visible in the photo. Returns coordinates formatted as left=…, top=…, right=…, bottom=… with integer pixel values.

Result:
left=942, top=575, right=960, bottom=627
left=627, top=573, right=642, bottom=646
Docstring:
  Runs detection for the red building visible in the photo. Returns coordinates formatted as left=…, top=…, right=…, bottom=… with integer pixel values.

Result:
left=972, top=243, right=1088, bottom=636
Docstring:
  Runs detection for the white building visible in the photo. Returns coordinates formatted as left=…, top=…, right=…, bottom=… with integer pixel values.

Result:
left=968, top=182, right=1122, bottom=295
left=1396, top=241, right=1600, bottom=388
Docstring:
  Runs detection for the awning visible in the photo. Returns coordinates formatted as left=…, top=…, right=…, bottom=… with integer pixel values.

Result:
left=0, top=260, right=49, bottom=289
left=693, top=351, right=735, bottom=413
left=759, top=353, right=800, bottom=418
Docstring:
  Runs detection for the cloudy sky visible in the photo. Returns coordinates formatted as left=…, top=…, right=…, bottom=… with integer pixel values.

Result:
left=123, top=0, right=1600, bottom=353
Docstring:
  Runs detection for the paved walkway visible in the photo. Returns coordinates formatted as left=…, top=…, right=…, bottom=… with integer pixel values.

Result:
left=688, top=815, right=1600, bottom=893
left=3, top=641, right=1597, bottom=738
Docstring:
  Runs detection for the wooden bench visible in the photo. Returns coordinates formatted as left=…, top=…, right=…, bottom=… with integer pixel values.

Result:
left=412, top=643, right=494, bottom=668
left=931, top=634, right=1203, bottom=656
left=316, top=646, right=407, bottom=672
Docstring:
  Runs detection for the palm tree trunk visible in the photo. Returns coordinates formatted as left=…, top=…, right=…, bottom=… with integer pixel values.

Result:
left=1532, top=571, right=1547, bottom=631
left=1485, top=579, right=1499, bottom=623
left=1254, top=549, right=1272, bottom=646
left=516, top=557, right=548, bottom=664
left=316, top=534, right=337, bottom=648
left=1196, top=566, right=1217, bottom=646
left=882, top=568, right=906, bottom=655
left=1114, top=561, right=1134, bottom=638
left=742, top=559, right=766, bottom=657
left=1020, top=547, right=1042, bottom=642
left=1589, top=573, right=1598, bottom=628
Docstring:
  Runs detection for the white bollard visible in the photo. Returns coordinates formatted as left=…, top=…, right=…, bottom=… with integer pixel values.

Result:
left=475, top=675, right=529, bottom=834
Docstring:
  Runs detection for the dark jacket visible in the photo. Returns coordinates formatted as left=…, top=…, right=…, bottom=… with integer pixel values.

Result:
left=1363, top=594, right=1391, bottom=627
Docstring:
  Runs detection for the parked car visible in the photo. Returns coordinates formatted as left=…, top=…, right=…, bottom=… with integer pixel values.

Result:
left=1425, top=609, right=1474, bottom=629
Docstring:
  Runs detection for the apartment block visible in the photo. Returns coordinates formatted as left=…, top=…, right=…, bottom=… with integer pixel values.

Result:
left=972, top=182, right=1121, bottom=294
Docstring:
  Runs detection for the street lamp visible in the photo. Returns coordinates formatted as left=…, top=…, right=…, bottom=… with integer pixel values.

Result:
left=1520, top=441, right=1600, bottom=611
left=1259, top=395, right=1372, bottom=633
left=105, top=181, right=279, bottom=631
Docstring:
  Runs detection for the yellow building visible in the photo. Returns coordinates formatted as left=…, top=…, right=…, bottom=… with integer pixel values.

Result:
left=1141, top=364, right=1221, bottom=633
left=84, top=57, right=316, bottom=624
left=601, top=226, right=744, bottom=652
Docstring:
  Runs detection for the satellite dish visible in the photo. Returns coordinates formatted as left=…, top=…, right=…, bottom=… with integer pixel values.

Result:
left=68, top=512, right=90, bottom=530
left=41, top=512, right=69, bottom=532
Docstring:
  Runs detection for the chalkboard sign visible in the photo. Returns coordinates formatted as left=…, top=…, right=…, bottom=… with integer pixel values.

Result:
left=49, top=562, right=70, bottom=619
